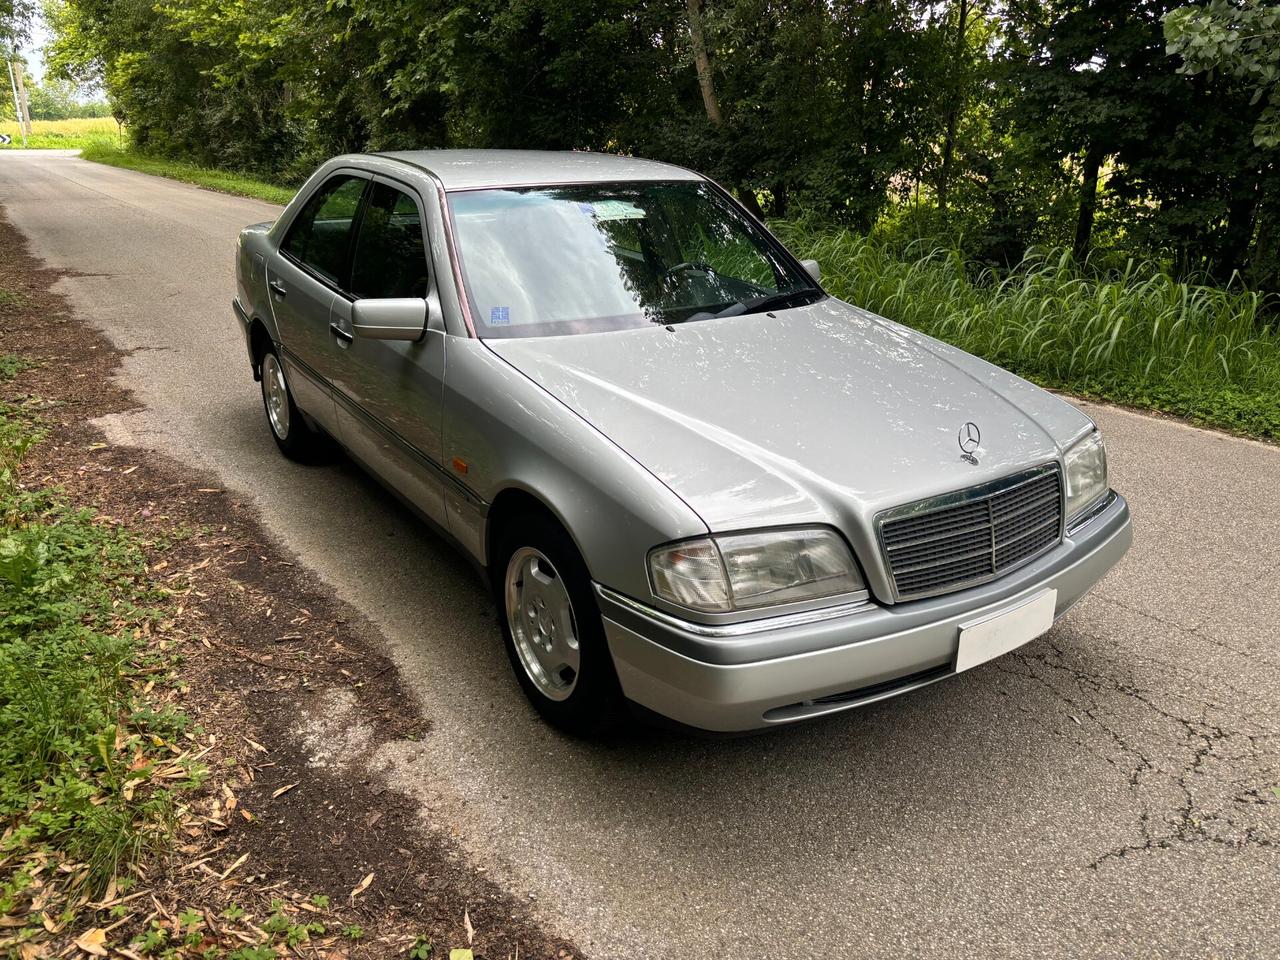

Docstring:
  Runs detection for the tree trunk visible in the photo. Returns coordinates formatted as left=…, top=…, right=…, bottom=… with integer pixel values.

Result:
left=937, top=0, right=971, bottom=215
left=1073, top=145, right=1102, bottom=262
left=738, top=187, right=764, bottom=219
left=1213, top=168, right=1259, bottom=283
left=686, top=0, right=723, bottom=126
left=771, top=182, right=788, bottom=218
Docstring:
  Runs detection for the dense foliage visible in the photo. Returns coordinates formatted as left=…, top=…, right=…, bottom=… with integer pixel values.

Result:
left=33, top=0, right=1280, bottom=292
left=1166, top=0, right=1280, bottom=148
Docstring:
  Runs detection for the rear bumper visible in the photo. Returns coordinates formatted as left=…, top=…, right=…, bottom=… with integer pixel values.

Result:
left=598, top=492, right=1132, bottom=732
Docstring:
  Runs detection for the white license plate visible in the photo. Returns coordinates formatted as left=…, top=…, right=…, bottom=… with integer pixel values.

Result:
left=956, top=589, right=1057, bottom=673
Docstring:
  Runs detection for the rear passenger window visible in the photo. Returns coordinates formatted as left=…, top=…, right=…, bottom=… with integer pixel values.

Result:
left=282, top=175, right=367, bottom=284
left=350, top=182, right=429, bottom=300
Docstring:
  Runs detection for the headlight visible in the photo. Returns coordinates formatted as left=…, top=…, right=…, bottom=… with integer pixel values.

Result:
left=1064, top=430, right=1108, bottom=521
left=649, top=528, right=864, bottom=613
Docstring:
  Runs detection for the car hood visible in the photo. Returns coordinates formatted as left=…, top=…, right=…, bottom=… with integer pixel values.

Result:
left=486, top=298, right=1093, bottom=533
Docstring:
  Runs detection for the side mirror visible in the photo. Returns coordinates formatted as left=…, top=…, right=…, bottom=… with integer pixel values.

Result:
left=800, top=259, right=821, bottom=284
left=351, top=298, right=428, bottom=341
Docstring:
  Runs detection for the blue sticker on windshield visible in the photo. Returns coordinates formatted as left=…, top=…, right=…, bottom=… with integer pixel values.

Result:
left=490, top=306, right=511, bottom=325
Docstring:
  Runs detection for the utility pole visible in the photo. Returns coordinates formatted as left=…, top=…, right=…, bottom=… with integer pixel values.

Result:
left=12, top=59, right=31, bottom=132
left=6, top=60, right=26, bottom=146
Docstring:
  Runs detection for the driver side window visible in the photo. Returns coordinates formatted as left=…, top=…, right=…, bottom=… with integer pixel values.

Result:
left=282, top=175, right=368, bottom=285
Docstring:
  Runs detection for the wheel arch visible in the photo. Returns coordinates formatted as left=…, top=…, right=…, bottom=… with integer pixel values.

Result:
left=484, top=485, right=589, bottom=582
left=247, top=317, right=276, bottom=381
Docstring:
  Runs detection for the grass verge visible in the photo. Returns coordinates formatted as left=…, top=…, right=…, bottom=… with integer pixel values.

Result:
left=0, top=369, right=203, bottom=950
left=778, top=225, right=1280, bottom=441
left=79, top=145, right=297, bottom=205
left=0, top=369, right=439, bottom=960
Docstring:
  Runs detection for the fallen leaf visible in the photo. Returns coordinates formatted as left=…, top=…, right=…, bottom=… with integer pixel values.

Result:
left=348, top=872, right=374, bottom=902
left=75, top=928, right=108, bottom=956
left=463, top=908, right=474, bottom=945
left=271, top=782, right=298, bottom=799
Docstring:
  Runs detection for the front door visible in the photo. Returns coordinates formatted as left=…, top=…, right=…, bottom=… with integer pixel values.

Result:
left=329, top=176, right=448, bottom=527
left=266, top=172, right=369, bottom=435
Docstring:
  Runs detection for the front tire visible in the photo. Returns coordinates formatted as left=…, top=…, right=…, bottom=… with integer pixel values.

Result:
left=258, top=347, right=326, bottom=462
left=494, top=513, right=623, bottom=735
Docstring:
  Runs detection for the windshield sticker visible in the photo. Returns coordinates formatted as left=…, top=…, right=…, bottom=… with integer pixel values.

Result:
left=489, top=306, right=511, bottom=325
left=580, top=200, right=646, bottom=222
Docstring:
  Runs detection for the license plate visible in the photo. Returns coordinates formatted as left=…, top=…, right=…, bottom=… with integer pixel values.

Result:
left=956, top=589, right=1057, bottom=673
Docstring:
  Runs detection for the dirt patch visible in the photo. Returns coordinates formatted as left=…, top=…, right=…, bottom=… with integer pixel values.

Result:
left=0, top=209, right=580, bottom=959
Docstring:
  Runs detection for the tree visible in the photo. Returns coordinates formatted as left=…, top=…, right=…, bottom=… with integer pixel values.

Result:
left=25, top=77, right=109, bottom=118
left=1004, top=0, right=1273, bottom=279
left=1165, top=0, right=1280, bottom=147
left=1, top=0, right=34, bottom=43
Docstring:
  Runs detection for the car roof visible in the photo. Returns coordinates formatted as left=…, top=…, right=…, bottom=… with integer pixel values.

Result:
left=376, top=149, right=703, bottom=191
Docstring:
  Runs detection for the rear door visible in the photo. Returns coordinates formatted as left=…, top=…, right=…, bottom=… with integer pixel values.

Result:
left=329, top=176, right=449, bottom=526
left=266, top=172, right=370, bottom=434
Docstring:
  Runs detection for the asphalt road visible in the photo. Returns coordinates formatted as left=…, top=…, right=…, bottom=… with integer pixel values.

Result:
left=3, top=150, right=1278, bottom=960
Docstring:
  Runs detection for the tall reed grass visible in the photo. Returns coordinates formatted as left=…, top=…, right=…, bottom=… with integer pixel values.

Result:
left=777, top=225, right=1280, bottom=439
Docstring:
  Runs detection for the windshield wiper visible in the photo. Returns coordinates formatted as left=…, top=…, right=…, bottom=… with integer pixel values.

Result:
left=708, top=287, right=824, bottom=320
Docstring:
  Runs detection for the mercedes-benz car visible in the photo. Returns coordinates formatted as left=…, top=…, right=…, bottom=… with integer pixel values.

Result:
left=233, top=150, right=1132, bottom=734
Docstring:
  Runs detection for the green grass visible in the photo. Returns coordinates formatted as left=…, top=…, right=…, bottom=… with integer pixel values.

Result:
left=80, top=143, right=297, bottom=204
left=777, top=225, right=1280, bottom=441
left=0, top=364, right=199, bottom=920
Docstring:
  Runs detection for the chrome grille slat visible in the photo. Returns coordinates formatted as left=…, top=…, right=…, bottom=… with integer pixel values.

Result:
left=893, top=543, right=998, bottom=575
left=878, top=465, right=1064, bottom=601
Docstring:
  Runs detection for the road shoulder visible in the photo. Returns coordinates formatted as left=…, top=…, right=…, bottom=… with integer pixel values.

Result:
left=0, top=206, right=579, bottom=959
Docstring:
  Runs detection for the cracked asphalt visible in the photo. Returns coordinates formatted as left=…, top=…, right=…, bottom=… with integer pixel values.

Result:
left=3, top=151, right=1278, bottom=959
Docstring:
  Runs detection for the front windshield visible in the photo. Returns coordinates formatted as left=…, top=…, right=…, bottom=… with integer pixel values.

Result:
left=448, top=181, right=822, bottom=338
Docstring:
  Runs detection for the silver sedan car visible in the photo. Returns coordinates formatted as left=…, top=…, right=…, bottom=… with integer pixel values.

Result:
left=233, top=150, right=1132, bottom=734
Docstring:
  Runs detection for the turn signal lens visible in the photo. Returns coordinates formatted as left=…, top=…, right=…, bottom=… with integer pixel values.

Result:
left=648, top=539, right=731, bottom=612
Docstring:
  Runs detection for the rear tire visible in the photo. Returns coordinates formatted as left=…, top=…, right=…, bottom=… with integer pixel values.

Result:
left=258, top=345, right=327, bottom=462
left=494, top=513, right=623, bottom=735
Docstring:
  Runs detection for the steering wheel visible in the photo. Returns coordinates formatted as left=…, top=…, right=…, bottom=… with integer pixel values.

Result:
left=663, top=260, right=715, bottom=283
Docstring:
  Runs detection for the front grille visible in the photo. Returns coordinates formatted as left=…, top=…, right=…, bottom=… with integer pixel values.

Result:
left=878, top=465, right=1063, bottom=601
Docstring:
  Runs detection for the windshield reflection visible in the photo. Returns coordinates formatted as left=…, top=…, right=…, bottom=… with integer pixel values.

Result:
left=448, top=181, right=821, bottom=338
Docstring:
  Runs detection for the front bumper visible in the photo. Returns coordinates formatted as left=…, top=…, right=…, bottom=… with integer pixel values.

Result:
left=598, top=492, right=1132, bottom=732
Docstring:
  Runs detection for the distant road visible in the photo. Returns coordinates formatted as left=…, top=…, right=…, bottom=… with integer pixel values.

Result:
left=2, top=150, right=1277, bottom=960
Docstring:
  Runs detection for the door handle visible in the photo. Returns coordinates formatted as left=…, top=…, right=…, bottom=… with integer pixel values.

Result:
left=269, top=280, right=287, bottom=298
left=329, top=322, right=353, bottom=343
